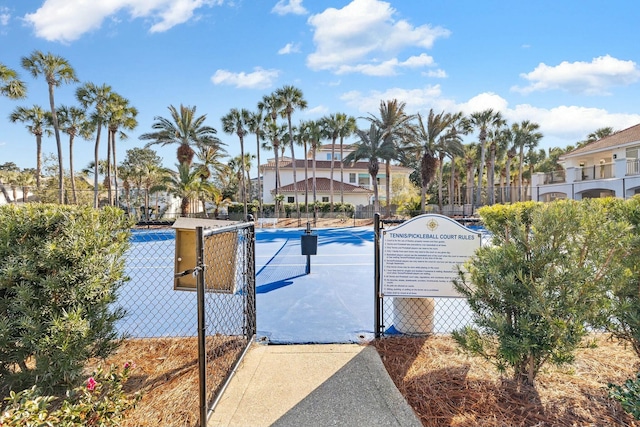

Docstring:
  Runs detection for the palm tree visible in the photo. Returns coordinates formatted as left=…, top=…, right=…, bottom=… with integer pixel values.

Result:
left=194, top=145, right=228, bottom=181
left=0, top=62, right=26, bottom=100
left=276, top=85, right=307, bottom=219
left=405, top=109, right=457, bottom=213
left=163, top=164, right=201, bottom=217
left=321, top=114, right=341, bottom=213
left=76, top=82, right=112, bottom=208
left=258, top=94, right=282, bottom=206
left=222, top=108, right=251, bottom=218
left=579, top=127, right=615, bottom=147
left=365, top=99, right=416, bottom=217
left=106, top=94, right=138, bottom=206
left=262, top=118, right=287, bottom=216
left=435, top=118, right=465, bottom=211
left=485, top=125, right=509, bottom=205
left=512, top=120, right=542, bottom=201
left=336, top=114, right=357, bottom=204
left=140, top=104, right=222, bottom=168
left=462, top=143, right=479, bottom=206
left=248, top=110, right=265, bottom=216
left=16, top=170, right=36, bottom=203
left=57, top=105, right=90, bottom=204
left=22, top=51, right=78, bottom=204
left=9, top=105, right=51, bottom=190
left=344, top=124, right=394, bottom=213
left=304, top=120, right=324, bottom=220
left=469, top=109, right=504, bottom=208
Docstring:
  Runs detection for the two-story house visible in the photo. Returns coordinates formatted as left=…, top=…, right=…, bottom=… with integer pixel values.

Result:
left=532, top=123, right=640, bottom=201
left=260, top=144, right=413, bottom=207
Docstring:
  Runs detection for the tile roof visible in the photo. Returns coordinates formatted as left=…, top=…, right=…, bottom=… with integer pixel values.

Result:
left=277, top=177, right=373, bottom=194
left=561, top=123, right=640, bottom=158
left=261, top=158, right=412, bottom=173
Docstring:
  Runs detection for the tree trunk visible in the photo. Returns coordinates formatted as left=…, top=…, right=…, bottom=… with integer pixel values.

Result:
left=47, top=83, right=64, bottom=204
left=69, top=135, right=77, bottom=204
left=93, top=125, right=102, bottom=208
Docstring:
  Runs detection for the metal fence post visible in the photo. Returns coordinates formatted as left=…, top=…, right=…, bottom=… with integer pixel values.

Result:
left=196, top=226, right=207, bottom=427
left=374, top=213, right=381, bottom=338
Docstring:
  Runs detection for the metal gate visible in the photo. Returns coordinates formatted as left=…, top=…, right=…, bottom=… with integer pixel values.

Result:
left=192, top=223, right=256, bottom=426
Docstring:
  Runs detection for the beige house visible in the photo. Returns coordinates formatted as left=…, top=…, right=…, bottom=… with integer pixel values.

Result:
left=260, top=144, right=413, bottom=207
left=533, top=123, right=640, bottom=200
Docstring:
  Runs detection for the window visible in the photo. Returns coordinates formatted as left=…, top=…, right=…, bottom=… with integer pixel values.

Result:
left=322, top=196, right=329, bottom=202
left=334, top=153, right=341, bottom=160
left=287, top=197, right=294, bottom=203
left=349, top=173, right=356, bottom=183
left=326, top=154, right=332, bottom=160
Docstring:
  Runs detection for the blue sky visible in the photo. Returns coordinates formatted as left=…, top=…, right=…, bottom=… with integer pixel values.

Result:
left=2, top=0, right=640, bottom=176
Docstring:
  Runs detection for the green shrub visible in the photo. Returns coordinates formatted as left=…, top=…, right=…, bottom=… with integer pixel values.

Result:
left=452, top=200, right=632, bottom=387
left=0, top=362, right=140, bottom=426
left=609, top=372, right=640, bottom=420
left=0, top=204, right=132, bottom=392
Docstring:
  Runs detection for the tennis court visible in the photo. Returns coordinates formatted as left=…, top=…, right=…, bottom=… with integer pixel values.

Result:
left=120, top=226, right=376, bottom=343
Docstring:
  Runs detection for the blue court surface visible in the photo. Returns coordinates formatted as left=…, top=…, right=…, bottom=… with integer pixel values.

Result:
left=120, top=227, right=376, bottom=343
left=255, top=227, right=375, bottom=344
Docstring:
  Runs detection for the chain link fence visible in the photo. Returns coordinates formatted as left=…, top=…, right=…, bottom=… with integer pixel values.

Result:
left=374, top=215, right=476, bottom=337
left=119, top=221, right=256, bottom=425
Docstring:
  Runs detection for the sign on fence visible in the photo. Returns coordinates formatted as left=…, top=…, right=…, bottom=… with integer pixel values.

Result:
left=381, top=214, right=481, bottom=297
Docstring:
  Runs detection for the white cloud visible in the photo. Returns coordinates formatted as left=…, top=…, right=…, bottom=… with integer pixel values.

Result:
left=340, top=85, right=640, bottom=148
left=305, top=105, right=329, bottom=116
left=306, top=0, right=449, bottom=75
left=0, top=7, right=10, bottom=26
left=423, top=69, right=447, bottom=78
left=340, top=84, right=447, bottom=113
left=512, top=55, right=640, bottom=96
left=272, top=0, right=307, bottom=16
left=211, top=67, right=280, bottom=89
left=278, top=42, right=301, bottom=55
left=23, top=0, right=223, bottom=42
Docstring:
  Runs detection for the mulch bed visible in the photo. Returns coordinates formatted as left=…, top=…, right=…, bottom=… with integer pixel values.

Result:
left=372, top=334, right=639, bottom=427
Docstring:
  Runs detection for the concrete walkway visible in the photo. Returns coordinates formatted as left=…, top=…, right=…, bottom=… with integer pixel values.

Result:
left=208, top=343, right=422, bottom=427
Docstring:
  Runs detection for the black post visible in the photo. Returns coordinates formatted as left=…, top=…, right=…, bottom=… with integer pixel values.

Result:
left=305, top=221, right=311, bottom=274
left=374, top=213, right=381, bottom=338
left=196, top=226, right=207, bottom=426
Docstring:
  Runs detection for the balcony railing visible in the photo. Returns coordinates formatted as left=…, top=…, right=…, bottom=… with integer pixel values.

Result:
left=575, top=163, right=613, bottom=181
left=542, top=170, right=566, bottom=184
left=627, top=159, right=640, bottom=176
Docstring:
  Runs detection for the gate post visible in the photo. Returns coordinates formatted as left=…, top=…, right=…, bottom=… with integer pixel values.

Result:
left=196, top=226, right=207, bottom=426
left=374, top=213, right=381, bottom=338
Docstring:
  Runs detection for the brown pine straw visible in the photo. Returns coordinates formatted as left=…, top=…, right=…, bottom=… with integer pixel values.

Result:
left=371, top=334, right=640, bottom=427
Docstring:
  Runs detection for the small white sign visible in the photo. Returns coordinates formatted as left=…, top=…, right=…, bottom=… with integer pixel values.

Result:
left=381, top=214, right=481, bottom=297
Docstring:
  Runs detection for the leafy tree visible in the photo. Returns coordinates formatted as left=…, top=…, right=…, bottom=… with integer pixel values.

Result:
left=0, top=62, right=26, bottom=100
left=276, top=85, right=307, bottom=219
left=140, top=104, right=222, bottom=168
left=452, top=200, right=631, bottom=387
left=344, top=124, right=394, bottom=213
left=22, top=51, right=79, bottom=204
left=605, top=196, right=640, bottom=358
left=365, top=99, right=416, bottom=217
left=76, top=82, right=113, bottom=208
left=0, top=204, right=131, bottom=391
left=469, top=109, right=504, bottom=206
left=57, top=105, right=92, bottom=204
left=247, top=110, right=265, bottom=216
left=9, top=105, right=51, bottom=190
left=405, top=109, right=458, bottom=213
left=106, top=94, right=138, bottom=206
left=162, top=164, right=201, bottom=216
left=222, top=108, right=251, bottom=218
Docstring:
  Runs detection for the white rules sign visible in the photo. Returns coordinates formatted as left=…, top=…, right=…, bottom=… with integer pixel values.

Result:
left=381, top=214, right=481, bottom=297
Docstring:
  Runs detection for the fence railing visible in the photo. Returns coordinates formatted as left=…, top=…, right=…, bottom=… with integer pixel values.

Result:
left=121, top=222, right=256, bottom=426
